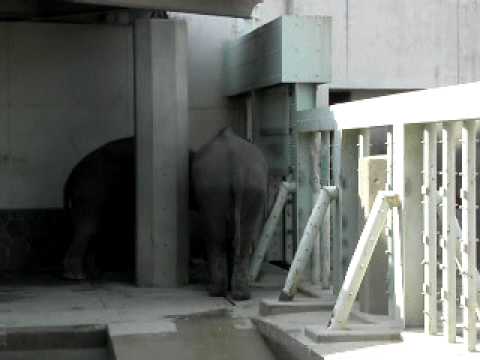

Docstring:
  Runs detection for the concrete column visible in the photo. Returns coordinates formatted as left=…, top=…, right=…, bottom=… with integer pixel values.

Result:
left=134, top=19, right=189, bottom=287
left=358, top=155, right=388, bottom=315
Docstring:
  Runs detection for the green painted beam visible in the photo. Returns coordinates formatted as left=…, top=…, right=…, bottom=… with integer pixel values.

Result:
left=295, top=107, right=335, bottom=132
left=224, top=15, right=331, bottom=96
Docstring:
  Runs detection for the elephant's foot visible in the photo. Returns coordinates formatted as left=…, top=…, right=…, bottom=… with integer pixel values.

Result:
left=63, top=257, right=86, bottom=280
left=231, top=275, right=250, bottom=301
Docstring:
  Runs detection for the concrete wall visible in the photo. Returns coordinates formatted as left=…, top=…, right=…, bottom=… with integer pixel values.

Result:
left=293, top=0, right=480, bottom=89
left=0, top=22, right=134, bottom=209
left=176, top=0, right=480, bottom=152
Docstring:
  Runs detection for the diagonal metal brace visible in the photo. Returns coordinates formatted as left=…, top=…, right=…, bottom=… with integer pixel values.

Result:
left=328, top=191, right=400, bottom=329
left=279, top=186, right=338, bottom=301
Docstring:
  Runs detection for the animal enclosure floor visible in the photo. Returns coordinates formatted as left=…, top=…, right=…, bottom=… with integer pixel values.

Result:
left=1, top=272, right=478, bottom=359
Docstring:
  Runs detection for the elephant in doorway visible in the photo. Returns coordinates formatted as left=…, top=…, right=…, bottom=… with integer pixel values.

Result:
left=192, top=127, right=268, bottom=300
left=63, top=137, right=135, bottom=280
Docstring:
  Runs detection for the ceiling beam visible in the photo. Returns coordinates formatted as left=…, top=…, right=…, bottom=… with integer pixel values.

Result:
left=64, top=0, right=260, bottom=18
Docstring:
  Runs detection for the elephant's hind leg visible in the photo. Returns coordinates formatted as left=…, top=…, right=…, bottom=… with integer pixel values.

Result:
left=63, top=208, right=99, bottom=280
left=231, top=188, right=266, bottom=301
left=203, top=208, right=229, bottom=297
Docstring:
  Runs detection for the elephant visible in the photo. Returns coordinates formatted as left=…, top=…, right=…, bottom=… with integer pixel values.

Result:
left=191, top=127, right=268, bottom=300
left=63, top=137, right=135, bottom=280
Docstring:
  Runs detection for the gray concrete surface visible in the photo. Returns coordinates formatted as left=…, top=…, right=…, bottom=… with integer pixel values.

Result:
left=0, top=271, right=478, bottom=358
left=134, top=18, right=189, bottom=287
left=0, top=22, right=134, bottom=209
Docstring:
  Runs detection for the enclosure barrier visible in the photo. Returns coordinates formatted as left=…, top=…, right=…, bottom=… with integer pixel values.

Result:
left=291, top=82, right=480, bottom=351
left=250, top=181, right=296, bottom=282
left=279, top=186, right=338, bottom=301
left=329, top=191, right=400, bottom=329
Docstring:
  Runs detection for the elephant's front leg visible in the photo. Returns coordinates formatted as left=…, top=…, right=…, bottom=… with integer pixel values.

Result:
left=205, top=214, right=228, bottom=297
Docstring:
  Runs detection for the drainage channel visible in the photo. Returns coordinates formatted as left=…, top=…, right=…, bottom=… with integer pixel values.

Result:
left=110, top=312, right=281, bottom=360
left=0, top=325, right=110, bottom=360
left=0, top=313, right=288, bottom=360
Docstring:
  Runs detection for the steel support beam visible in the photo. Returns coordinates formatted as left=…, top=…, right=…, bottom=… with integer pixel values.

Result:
left=329, top=191, right=400, bottom=329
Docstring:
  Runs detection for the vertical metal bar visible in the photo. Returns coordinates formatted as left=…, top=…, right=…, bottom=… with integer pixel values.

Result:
left=357, top=128, right=371, bottom=280
left=312, top=133, right=322, bottom=284
left=422, top=123, right=438, bottom=335
left=386, top=129, right=395, bottom=317
left=320, top=131, right=331, bottom=289
left=359, top=129, right=371, bottom=160
left=461, top=120, right=477, bottom=351
left=441, top=122, right=457, bottom=343
left=392, top=124, right=424, bottom=326
left=329, top=192, right=400, bottom=329
left=334, top=130, right=360, bottom=294
left=294, top=84, right=316, bottom=281
left=312, top=84, right=330, bottom=286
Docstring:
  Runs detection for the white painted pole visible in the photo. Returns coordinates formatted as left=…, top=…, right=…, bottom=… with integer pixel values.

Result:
left=385, top=130, right=395, bottom=316
left=249, top=181, right=296, bottom=282
left=279, top=186, right=338, bottom=301
left=435, top=192, right=480, bottom=315
left=460, top=120, right=477, bottom=351
left=328, top=191, right=401, bottom=329
left=422, top=123, right=439, bottom=335
left=441, top=123, right=457, bottom=343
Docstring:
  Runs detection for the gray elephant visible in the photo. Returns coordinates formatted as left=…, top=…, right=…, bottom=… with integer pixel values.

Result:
left=192, top=127, right=268, bottom=300
left=63, top=137, right=135, bottom=280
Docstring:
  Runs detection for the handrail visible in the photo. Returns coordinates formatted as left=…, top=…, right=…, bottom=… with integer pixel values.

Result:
left=297, top=82, right=480, bottom=131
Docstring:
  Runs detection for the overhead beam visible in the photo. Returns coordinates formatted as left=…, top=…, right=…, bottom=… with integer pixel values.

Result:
left=64, top=0, right=261, bottom=18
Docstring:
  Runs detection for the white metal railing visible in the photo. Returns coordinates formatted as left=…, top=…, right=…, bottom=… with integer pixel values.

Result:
left=290, top=81, right=480, bottom=351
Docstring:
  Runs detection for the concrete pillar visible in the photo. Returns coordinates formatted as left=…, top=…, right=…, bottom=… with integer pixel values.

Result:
left=358, top=155, right=388, bottom=314
left=134, top=19, right=189, bottom=287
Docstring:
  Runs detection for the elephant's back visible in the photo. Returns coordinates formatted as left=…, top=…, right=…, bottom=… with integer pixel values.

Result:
left=65, top=137, right=134, bottom=206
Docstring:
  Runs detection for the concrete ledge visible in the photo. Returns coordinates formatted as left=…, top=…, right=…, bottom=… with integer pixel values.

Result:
left=305, top=324, right=402, bottom=343
left=108, top=320, right=177, bottom=337
left=298, top=283, right=336, bottom=301
left=252, top=317, right=323, bottom=360
left=0, top=325, right=107, bottom=350
left=259, top=298, right=335, bottom=316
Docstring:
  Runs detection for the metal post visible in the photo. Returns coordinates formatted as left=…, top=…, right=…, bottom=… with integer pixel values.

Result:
left=333, top=130, right=358, bottom=295
left=313, top=84, right=330, bottom=286
left=460, top=120, right=477, bottom=351
left=385, top=129, right=395, bottom=316
left=329, top=191, right=401, bottom=329
left=441, top=122, right=457, bottom=343
left=422, top=123, right=439, bottom=335
left=249, top=181, right=296, bottom=282
left=311, top=133, right=322, bottom=284
left=435, top=191, right=480, bottom=313
left=320, top=131, right=331, bottom=289
left=279, top=186, right=338, bottom=301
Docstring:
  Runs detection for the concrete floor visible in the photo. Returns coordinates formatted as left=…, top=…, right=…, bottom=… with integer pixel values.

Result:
left=0, top=272, right=478, bottom=359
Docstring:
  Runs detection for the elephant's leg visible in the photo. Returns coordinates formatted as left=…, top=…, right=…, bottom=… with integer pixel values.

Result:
left=231, top=189, right=265, bottom=300
left=63, top=215, right=98, bottom=280
left=204, top=213, right=228, bottom=297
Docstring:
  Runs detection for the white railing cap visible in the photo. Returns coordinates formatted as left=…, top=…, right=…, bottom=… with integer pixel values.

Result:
left=330, top=81, right=480, bottom=130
